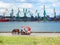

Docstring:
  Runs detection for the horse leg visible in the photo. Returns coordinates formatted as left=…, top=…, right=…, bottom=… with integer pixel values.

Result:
left=18, top=32, right=20, bottom=35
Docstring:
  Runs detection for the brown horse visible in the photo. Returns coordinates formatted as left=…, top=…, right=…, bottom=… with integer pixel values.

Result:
left=12, top=29, right=20, bottom=35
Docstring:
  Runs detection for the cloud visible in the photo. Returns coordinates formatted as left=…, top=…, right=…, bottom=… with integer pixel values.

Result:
left=38, top=0, right=58, bottom=3
left=0, top=1, right=9, bottom=14
left=0, top=1, right=11, bottom=9
left=0, top=1, right=33, bottom=16
left=19, top=3, right=33, bottom=8
left=0, top=1, right=33, bottom=9
left=0, top=9, right=5, bottom=13
left=20, top=0, right=26, bottom=2
left=53, top=2, right=60, bottom=7
left=0, top=0, right=60, bottom=16
left=14, top=0, right=26, bottom=3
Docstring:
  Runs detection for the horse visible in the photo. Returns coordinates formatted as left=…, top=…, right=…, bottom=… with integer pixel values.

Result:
left=12, top=29, right=20, bottom=35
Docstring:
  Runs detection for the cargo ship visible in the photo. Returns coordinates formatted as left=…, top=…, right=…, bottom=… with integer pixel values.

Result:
left=0, top=19, right=9, bottom=22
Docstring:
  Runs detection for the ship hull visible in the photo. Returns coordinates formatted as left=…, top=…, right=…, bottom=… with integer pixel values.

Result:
left=0, top=19, right=9, bottom=22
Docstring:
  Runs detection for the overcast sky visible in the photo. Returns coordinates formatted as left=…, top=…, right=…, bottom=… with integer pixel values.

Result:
left=0, top=0, right=60, bottom=17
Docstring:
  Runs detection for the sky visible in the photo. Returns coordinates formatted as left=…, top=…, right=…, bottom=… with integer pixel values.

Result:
left=0, top=0, right=60, bottom=17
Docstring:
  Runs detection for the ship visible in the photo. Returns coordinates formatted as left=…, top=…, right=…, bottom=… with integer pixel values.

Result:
left=0, top=18, right=9, bottom=22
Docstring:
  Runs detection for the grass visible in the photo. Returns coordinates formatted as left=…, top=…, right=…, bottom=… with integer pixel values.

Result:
left=0, top=36, right=60, bottom=45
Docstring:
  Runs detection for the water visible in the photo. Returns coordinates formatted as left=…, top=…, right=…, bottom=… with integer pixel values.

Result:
left=0, top=21, right=60, bottom=32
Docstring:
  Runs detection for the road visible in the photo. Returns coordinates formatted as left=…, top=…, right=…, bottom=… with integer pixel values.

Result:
left=0, top=33, right=60, bottom=37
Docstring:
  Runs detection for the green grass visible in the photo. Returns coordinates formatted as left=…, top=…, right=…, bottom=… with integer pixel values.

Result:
left=0, top=36, right=60, bottom=45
